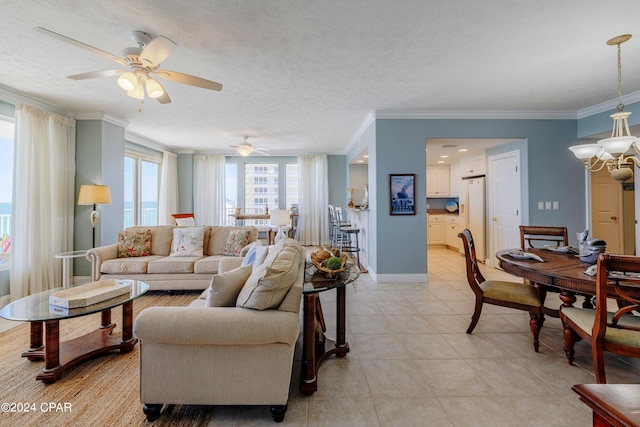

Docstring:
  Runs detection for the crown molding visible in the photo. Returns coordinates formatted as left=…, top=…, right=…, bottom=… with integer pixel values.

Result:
left=577, top=90, right=640, bottom=119
left=125, top=130, right=172, bottom=153
left=374, top=109, right=578, bottom=120
left=74, top=111, right=128, bottom=128
left=345, top=111, right=376, bottom=155
left=0, top=84, right=73, bottom=117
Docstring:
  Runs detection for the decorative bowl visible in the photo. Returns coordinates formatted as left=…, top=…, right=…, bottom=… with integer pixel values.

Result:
left=311, top=248, right=348, bottom=278
left=579, top=248, right=605, bottom=265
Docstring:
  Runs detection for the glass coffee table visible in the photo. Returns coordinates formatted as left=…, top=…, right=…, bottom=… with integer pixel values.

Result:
left=0, top=279, right=148, bottom=384
left=300, top=261, right=360, bottom=395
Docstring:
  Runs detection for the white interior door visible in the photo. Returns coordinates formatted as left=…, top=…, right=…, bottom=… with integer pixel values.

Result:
left=488, top=151, right=521, bottom=267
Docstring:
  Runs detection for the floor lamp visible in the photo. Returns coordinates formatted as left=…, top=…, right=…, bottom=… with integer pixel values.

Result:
left=78, top=184, right=112, bottom=248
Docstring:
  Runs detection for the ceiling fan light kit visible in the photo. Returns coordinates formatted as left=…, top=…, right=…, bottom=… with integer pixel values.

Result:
left=569, top=34, right=640, bottom=182
left=36, top=27, right=222, bottom=106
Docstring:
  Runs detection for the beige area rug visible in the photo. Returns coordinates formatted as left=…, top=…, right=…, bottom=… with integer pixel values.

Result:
left=0, top=290, right=238, bottom=427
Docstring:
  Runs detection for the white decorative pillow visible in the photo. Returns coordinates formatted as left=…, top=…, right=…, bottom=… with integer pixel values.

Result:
left=236, top=238, right=301, bottom=310
left=175, top=217, right=196, bottom=226
left=205, top=265, right=253, bottom=307
left=170, top=226, right=205, bottom=257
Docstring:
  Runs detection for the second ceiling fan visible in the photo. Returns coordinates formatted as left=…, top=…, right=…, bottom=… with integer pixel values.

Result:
left=37, top=27, right=223, bottom=104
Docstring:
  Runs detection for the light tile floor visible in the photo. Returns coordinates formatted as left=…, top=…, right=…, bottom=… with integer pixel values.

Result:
left=280, top=246, right=640, bottom=426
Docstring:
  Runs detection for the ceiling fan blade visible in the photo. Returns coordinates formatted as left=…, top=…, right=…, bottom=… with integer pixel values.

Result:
left=154, top=91, right=172, bottom=104
left=139, top=36, right=176, bottom=67
left=255, top=147, right=271, bottom=152
left=68, top=69, right=125, bottom=80
left=36, top=27, right=126, bottom=66
left=154, top=70, right=222, bottom=91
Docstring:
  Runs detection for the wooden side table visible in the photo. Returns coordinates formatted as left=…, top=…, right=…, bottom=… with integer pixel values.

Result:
left=572, top=384, right=640, bottom=427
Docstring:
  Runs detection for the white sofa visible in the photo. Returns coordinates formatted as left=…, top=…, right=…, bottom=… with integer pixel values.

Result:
left=86, top=225, right=260, bottom=291
left=134, top=238, right=304, bottom=422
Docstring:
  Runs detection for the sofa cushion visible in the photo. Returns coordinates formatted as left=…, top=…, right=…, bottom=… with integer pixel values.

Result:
left=100, top=255, right=165, bottom=274
left=147, top=256, right=201, bottom=274
left=205, top=265, right=253, bottom=307
left=236, top=238, right=301, bottom=310
left=117, top=228, right=152, bottom=258
left=194, top=255, right=225, bottom=274
left=170, top=226, right=205, bottom=257
left=206, top=226, right=257, bottom=256
left=222, top=229, right=252, bottom=257
left=126, top=226, right=174, bottom=256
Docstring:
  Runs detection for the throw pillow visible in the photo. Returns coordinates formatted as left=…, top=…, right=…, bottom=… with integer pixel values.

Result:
left=236, top=238, right=301, bottom=310
left=205, top=265, right=253, bottom=307
left=175, top=217, right=196, bottom=226
left=222, top=229, right=252, bottom=257
left=241, top=245, right=270, bottom=269
left=170, top=226, right=205, bottom=257
left=117, top=229, right=152, bottom=258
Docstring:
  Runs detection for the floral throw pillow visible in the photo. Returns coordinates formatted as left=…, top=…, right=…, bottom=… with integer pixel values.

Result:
left=222, top=230, right=252, bottom=257
left=117, top=229, right=152, bottom=258
left=170, top=226, right=206, bottom=257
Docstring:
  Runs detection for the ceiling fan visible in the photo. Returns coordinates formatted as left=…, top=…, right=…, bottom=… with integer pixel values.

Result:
left=36, top=27, right=222, bottom=105
left=231, top=136, right=270, bottom=157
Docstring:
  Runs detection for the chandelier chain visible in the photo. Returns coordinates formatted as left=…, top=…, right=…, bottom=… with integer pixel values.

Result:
left=617, top=42, right=624, bottom=112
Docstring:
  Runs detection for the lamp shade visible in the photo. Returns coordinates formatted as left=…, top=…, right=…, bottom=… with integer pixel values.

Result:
left=145, top=78, right=165, bottom=98
left=117, top=72, right=138, bottom=91
left=569, top=144, right=603, bottom=160
left=78, top=185, right=112, bottom=205
left=270, top=209, right=290, bottom=226
left=599, top=136, right=637, bottom=156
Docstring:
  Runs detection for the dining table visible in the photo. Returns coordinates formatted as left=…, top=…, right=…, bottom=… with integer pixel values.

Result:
left=495, top=248, right=640, bottom=317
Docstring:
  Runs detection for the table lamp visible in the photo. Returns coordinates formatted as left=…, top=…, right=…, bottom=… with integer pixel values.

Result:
left=269, top=209, right=290, bottom=243
left=78, top=184, right=112, bottom=248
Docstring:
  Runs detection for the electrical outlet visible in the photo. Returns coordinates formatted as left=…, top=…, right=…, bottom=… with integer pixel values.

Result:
left=538, top=201, right=544, bottom=210
left=553, top=201, right=559, bottom=210
left=545, top=201, right=552, bottom=210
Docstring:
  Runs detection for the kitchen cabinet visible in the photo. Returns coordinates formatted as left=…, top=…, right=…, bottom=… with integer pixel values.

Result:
left=449, top=162, right=461, bottom=197
left=426, top=166, right=450, bottom=197
left=459, top=154, right=486, bottom=178
left=444, top=215, right=461, bottom=250
left=427, top=215, right=445, bottom=245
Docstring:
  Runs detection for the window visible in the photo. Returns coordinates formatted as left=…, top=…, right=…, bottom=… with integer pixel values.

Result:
left=124, top=150, right=160, bottom=228
left=224, top=157, right=299, bottom=226
left=0, top=118, right=13, bottom=271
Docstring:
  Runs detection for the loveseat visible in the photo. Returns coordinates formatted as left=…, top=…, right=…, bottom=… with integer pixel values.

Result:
left=86, top=225, right=260, bottom=291
left=134, top=237, right=304, bottom=422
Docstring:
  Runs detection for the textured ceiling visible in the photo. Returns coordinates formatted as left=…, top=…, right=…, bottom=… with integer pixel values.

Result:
left=2, top=1, right=640, bottom=156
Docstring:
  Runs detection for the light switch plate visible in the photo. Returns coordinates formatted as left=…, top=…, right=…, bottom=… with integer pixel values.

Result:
left=553, top=201, right=559, bottom=210
left=545, top=201, right=552, bottom=210
left=538, top=201, right=544, bottom=210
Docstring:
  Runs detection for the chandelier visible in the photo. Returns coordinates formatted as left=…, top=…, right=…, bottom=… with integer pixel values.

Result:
left=569, top=34, right=639, bottom=182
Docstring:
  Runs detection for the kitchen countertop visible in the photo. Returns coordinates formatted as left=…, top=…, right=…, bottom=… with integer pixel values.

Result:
left=427, top=209, right=459, bottom=216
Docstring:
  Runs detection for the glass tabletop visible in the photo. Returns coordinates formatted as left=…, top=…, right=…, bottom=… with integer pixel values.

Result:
left=303, top=261, right=360, bottom=294
left=0, top=279, right=149, bottom=322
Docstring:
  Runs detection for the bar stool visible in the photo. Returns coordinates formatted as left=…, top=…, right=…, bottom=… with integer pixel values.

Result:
left=338, top=226, right=361, bottom=270
left=328, top=205, right=350, bottom=247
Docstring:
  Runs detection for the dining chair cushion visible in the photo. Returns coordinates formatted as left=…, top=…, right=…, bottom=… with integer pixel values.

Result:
left=562, top=308, right=640, bottom=347
left=480, top=280, right=541, bottom=307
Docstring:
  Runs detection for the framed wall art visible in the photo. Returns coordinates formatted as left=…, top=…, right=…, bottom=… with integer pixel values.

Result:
left=389, top=173, right=416, bottom=215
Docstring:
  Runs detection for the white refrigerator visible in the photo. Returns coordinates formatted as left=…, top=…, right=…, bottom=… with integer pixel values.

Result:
left=460, top=176, right=486, bottom=261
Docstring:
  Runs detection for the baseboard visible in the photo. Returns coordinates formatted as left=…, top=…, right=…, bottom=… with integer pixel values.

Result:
left=371, top=273, right=428, bottom=283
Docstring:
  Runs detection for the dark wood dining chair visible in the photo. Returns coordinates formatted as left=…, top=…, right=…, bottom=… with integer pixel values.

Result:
left=519, top=225, right=569, bottom=317
left=458, top=229, right=543, bottom=352
left=560, top=253, right=640, bottom=383
left=519, top=225, right=568, bottom=249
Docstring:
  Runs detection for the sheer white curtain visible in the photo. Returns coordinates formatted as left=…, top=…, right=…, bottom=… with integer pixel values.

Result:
left=158, top=151, right=179, bottom=225
left=11, top=103, right=75, bottom=298
left=297, top=155, right=329, bottom=246
left=193, top=154, right=226, bottom=225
